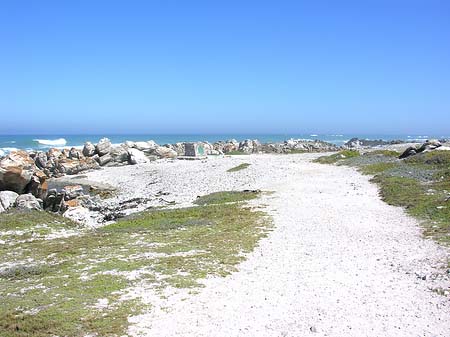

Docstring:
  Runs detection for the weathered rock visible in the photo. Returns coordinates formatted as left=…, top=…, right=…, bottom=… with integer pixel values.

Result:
left=95, top=138, right=112, bottom=156
left=15, top=194, right=42, bottom=211
left=0, top=150, right=37, bottom=194
left=0, top=190, right=19, bottom=210
left=154, top=146, right=177, bottom=158
left=97, top=154, right=112, bottom=166
left=44, top=189, right=66, bottom=213
left=82, top=142, right=96, bottom=157
left=110, top=145, right=129, bottom=163
left=27, top=170, right=48, bottom=200
left=134, top=140, right=158, bottom=153
left=69, top=147, right=82, bottom=160
left=62, top=185, right=84, bottom=200
left=57, top=158, right=100, bottom=175
left=127, top=148, right=149, bottom=165
left=34, top=152, right=48, bottom=169
left=417, top=139, right=442, bottom=153
left=399, top=146, right=418, bottom=159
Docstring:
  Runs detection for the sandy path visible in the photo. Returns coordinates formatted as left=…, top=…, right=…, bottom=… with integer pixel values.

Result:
left=114, top=155, right=450, bottom=336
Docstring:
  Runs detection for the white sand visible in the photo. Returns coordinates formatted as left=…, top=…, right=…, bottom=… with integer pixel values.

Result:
left=86, top=154, right=450, bottom=336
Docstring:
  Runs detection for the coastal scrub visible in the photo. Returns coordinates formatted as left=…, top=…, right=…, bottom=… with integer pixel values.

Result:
left=0, top=191, right=271, bottom=336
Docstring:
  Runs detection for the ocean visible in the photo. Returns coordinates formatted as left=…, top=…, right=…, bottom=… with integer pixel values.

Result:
left=0, top=133, right=448, bottom=156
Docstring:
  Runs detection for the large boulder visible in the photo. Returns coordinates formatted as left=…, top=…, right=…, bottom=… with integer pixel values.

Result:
left=0, top=190, right=19, bottom=210
left=68, top=147, right=82, bottom=160
left=127, top=148, right=149, bottom=165
left=82, top=142, right=96, bottom=157
left=15, top=194, right=42, bottom=211
left=110, top=145, right=129, bottom=163
left=34, top=152, right=48, bottom=169
left=154, top=146, right=177, bottom=158
left=95, top=138, right=112, bottom=156
left=57, top=157, right=100, bottom=175
left=0, top=150, right=37, bottom=194
left=97, top=154, right=112, bottom=166
left=134, top=140, right=158, bottom=153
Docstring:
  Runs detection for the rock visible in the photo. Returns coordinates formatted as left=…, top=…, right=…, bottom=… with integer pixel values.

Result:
left=68, top=147, right=82, bottom=160
left=62, top=185, right=84, bottom=200
left=0, top=190, right=19, bottom=210
left=97, top=154, right=112, bottom=166
left=0, top=203, right=4, bottom=213
left=110, top=145, right=129, bottom=163
left=95, top=138, right=112, bottom=156
left=63, top=206, right=93, bottom=224
left=34, top=152, right=48, bottom=169
left=27, top=171, right=48, bottom=200
left=44, top=189, right=66, bottom=213
left=127, top=148, right=149, bottom=165
left=0, top=150, right=37, bottom=194
left=82, top=142, right=96, bottom=157
left=57, top=157, right=100, bottom=175
left=15, top=194, right=42, bottom=211
left=399, top=146, right=418, bottom=159
left=154, top=146, right=177, bottom=158
left=133, top=140, right=158, bottom=153
left=239, top=139, right=260, bottom=153
left=417, top=139, right=442, bottom=153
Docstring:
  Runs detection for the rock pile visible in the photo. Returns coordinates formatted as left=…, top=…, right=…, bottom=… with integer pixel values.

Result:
left=345, top=138, right=404, bottom=149
left=399, top=139, right=444, bottom=159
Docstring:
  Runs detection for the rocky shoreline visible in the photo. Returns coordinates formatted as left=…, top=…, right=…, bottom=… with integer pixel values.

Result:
left=0, top=138, right=338, bottom=221
left=1, top=136, right=448, bottom=225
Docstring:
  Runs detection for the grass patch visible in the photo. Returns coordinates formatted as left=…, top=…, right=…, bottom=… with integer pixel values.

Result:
left=194, top=190, right=260, bottom=205
left=227, top=163, right=251, bottom=172
left=314, top=150, right=360, bottom=164
left=0, top=191, right=270, bottom=336
left=226, top=150, right=249, bottom=155
left=316, top=150, right=450, bottom=246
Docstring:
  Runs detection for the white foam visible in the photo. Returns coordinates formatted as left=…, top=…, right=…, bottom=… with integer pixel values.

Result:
left=33, top=138, right=67, bottom=146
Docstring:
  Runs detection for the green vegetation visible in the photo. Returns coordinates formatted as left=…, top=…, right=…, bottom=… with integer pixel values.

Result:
left=194, top=190, right=259, bottom=205
left=0, top=191, right=271, bottom=337
left=314, top=150, right=360, bottom=164
left=226, top=150, right=248, bottom=155
left=316, top=150, right=450, bottom=246
left=227, top=163, right=251, bottom=172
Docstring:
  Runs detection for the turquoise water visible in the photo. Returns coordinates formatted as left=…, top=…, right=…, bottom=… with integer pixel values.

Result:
left=0, top=133, right=448, bottom=155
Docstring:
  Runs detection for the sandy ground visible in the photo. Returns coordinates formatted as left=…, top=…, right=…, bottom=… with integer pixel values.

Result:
left=86, top=154, right=450, bottom=336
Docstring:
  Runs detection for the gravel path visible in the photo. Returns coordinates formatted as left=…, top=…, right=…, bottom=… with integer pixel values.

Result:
left=87, top=154, right=450, bottom=336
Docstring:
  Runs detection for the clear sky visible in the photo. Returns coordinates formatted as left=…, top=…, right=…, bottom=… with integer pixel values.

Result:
left=1, top=0, right=449, bottom=135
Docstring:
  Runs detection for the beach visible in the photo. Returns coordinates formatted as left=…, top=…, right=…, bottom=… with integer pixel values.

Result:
left=83, top=153, right=449, bottom=336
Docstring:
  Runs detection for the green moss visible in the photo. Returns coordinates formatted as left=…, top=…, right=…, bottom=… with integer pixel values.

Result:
left=359, top=162, right=397, bottom=175
left=227, top=163, right=251, bottom=172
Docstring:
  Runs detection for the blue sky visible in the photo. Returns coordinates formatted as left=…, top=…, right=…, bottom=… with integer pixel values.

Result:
left=1, top=0, right=449, bottom=135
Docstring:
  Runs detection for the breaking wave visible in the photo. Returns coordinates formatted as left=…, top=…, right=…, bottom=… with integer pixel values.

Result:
left=33, top=138, right=67, bottom=146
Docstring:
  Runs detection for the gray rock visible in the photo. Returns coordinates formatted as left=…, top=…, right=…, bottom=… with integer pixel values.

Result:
left=127, top=148, right=149, bottom=165
left=154, top=146, right=177, bottom=158
left=15, top=194, right=42, bottom=211
left=399, top=146, right=418, bottom=159
left=0, top=190, right=19, bottom=210
left=97, top=154, right=112, bottom=166
left=35, top=152, right=48, bottom=169
left=69, top=147, right=82, bottom=159
left=82, top=142, right=96, bottom=157
left=95, top=138, right=112, bottom=156
left=110, top=145, right=129, bottom=163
